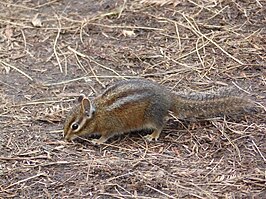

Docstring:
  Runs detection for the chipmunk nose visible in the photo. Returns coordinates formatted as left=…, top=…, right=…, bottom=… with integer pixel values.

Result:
left=63, top=131, right=77, bottom=142
left=64, top=136, right=71, bottom=142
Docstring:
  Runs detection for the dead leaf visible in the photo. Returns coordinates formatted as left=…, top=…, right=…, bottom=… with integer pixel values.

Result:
left=4, top=25, right=13, bottom=40
left=122, top=30, right=136, bottom=37
left=240, top=71, right=247, bottom=78
left=31, top=14, right=43, bottom=27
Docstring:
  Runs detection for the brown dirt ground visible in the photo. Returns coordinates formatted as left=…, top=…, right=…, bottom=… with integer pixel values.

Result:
left=0, top=0, right=265, bottom=198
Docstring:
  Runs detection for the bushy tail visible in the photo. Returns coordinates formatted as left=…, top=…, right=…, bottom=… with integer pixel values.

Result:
left=170, top=88, right=255, bottom=120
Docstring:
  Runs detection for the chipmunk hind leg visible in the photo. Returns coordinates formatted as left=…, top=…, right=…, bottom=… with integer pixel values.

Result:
left=143, top=117, right=165, bottom=141
left=144, top=127, right=163, bottom=141
left=143, top=101, right=169, bottom=141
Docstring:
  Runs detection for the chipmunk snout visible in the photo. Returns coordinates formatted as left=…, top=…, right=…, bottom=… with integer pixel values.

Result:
left=63, top=129, right=71, bottom=141
left=63, top=131, right=77, bottom=142
left=63, top=124, right=73, bottom=141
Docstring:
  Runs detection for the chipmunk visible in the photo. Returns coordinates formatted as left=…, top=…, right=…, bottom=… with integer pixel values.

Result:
left=63, top=79, right=254, bottom=144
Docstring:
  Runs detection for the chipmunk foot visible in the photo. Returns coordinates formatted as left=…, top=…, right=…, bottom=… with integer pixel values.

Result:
left=144, top=130, right=161, bottom=141
left=90, top=135, right=108, bottom=145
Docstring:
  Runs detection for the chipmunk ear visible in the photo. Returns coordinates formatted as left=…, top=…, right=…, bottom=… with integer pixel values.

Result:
left=81, top=97, right=95, bottom=118
left=77, top=94, right=86, bottom=103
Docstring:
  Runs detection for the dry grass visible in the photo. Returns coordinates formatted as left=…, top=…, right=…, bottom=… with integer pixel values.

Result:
left=0, top=0, right=265, bottom=198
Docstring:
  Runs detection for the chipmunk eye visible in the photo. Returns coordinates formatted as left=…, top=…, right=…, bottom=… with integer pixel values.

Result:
left=71, top=123, right=79, bottom=130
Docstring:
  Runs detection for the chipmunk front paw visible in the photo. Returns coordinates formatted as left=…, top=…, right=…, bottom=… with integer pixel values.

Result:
left=90, top=139, right=102, bottom=145
left=90, top=135, right=108, bottom=145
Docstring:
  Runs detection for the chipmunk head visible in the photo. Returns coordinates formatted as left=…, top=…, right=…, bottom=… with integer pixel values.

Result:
left=63, top=94, right=96, bottom=141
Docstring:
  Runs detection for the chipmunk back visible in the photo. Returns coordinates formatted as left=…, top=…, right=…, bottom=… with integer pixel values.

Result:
left=63, top=79, right=254, bottom=144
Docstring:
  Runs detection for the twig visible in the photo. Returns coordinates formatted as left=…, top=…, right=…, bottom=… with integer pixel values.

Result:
left=5, top=173, right=47, bottom=189
left=89, top=58, right=124, bottom=79
left=34, top=0, right=60, bottom=8
left=174, top=22, right=182, bottom=50
left=196, top=36, right=205, bottom=68
left=43, top=75, right=139, bottom=86
left=88, top=23, right=164, bottom=31
left=251, top=139, right=266, bottom=162
left=177, top=40, right=211, bottom=60
left=53, top=15, right=63, bottom=73
left=255, top=0, right=262, bottom=7
left=20, top=29, right=27, bottom=51
left=43, top=76, right=92, bottom=86
left=212, top=120, right=241, bottom=160
left=231, top=82, right=251, bottom=94
left=73, top=51, right=88, bottom=73
left=0, top=60, right=33, bottom=81
left=146, top=185, right=176, bottom=199
left=0, top=1, right=38, bottom=10
left=70, top=46, right=105, bottom=87
left=181, top=13, right=244, bottom=65
left=86, top=60, right=106, bottom=88
left=11, top=99, right=74, bottom=107
left=67, top=46, right=123, bottom=78
left=0, top=156, right=49, bottom=161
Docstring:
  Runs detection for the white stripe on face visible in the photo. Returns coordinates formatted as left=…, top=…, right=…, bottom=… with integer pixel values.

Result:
left=73, top=117, right=87, bottom=133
